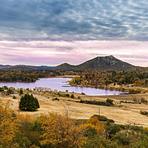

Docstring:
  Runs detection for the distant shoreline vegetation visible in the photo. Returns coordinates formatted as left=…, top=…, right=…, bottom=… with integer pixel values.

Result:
left=0, top=68, right=147, bottom=95
left=69, top=70, right=148, bottom=94
left=0, top=69, right=62, bottom=83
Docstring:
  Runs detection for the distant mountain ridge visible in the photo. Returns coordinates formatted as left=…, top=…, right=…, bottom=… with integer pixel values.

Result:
left=0, top=56, right=145, bottom=71
left=0, top=65, right=54, bottom=71
left=0, top=65, right=11, bottom=70
left=56, top=56, right=136, bottom=71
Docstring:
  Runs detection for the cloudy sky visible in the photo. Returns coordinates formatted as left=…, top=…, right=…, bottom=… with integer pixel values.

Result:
left=0, top=0, right=148, bottom=66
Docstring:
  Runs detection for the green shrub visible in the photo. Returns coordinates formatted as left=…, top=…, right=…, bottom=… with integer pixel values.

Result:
left=106, top=99, right=114, bottom=106
left=131, top=134, right=148, bottom=148
left=6, top=88, right=14, bottom=95
left=3, top=86, right=8, bottom=90
left=128, top=88, right=142, bottom=94
left=57, top=92, right=70, bottom=97
left=114, top=131, right=130, bottom=145
left=81, top=92, right=86, bottom=95
left=65, top=93, right=70, bottom=97
left=0, top=87, right=4, bottom=92
left=83, top=127, right=97, bottom=137
left=113, top=130, right=142, bottom=146
left=13, top=96, right=16, bottom=99
left=19, top=94, right=40, bottom=111
left=141, top=98, right=148, bottom=104
left=71, top=94, right=75, bottom=98
left=52, top=98, right=59, bottom=101
left=83, top=136, right=118, bottom=148
left=78, top=96, right=81, bottom=99
left=140, top=111, right=148, bottom=116
left=19, top=89, right=23, bottom=95
left=80, top=99, right=114, bottom=106
left=90, top=115, right=114, bottom=123
left=106, top=124, right=121, bottom=139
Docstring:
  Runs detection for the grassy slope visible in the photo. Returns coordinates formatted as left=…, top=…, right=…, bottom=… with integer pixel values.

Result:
left=1, top=90, right=148, bottom=127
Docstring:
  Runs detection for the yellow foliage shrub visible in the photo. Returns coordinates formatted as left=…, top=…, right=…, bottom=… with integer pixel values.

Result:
left=0, top=105, right=18, bottom=147
left=87, top=117, right=105, bottom=134
left=39, top=113, right=86, bottom=148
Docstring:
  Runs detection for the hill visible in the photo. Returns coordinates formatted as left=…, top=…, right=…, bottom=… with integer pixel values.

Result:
left=56, top=55, right=136, bottom=71
left=55, top=63, right=76, bottom=71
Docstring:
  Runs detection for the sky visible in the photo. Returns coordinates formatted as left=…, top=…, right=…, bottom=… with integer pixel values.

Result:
left=0, top=0, right=148, bottom=66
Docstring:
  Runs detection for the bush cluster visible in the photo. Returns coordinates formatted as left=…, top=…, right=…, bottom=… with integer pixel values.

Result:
left=80, top=99, right=114, bottom=106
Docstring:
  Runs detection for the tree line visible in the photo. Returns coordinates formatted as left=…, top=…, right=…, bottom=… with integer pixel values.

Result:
left=70, top=70, right=148, bottom=87
left=0, top=69, right=61, bottom=82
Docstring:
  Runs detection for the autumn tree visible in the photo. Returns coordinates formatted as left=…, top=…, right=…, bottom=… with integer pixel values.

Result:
left=39, top=113, right=85, bottom=148
left=0, top=105, right=18, bottom=147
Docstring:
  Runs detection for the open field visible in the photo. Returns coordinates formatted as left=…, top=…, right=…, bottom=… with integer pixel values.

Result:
left=1, top=90, right=148, bottom=127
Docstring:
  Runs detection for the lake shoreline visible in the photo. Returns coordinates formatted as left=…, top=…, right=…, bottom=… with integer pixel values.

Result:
left=0, top=77, right=124, bottom=96
left=1, top=75, right=146, bottom=96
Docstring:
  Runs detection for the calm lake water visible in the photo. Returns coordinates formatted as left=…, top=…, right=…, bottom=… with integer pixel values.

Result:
left=0, top=78, right=123, bottom=96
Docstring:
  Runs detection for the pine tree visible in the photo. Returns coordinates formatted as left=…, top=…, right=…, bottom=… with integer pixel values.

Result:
left=19, top=94, right=40, bottom=111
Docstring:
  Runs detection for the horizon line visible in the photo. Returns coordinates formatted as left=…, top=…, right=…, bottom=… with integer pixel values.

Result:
left=0, top=55, right=147, bottom=68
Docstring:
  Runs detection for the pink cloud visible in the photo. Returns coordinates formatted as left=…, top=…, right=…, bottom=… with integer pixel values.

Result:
left=0, top=40, right=147, bottom=66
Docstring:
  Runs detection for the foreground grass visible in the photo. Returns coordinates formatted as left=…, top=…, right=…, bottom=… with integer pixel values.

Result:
left=0, top=105, right=148, bottom=148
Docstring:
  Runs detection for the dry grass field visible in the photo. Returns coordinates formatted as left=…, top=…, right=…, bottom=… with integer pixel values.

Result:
left=0, top=91, right=148, bottom=127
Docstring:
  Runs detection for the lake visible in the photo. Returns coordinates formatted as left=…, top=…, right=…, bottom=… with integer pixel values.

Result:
left=0, top=78, right=123, bottom=96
